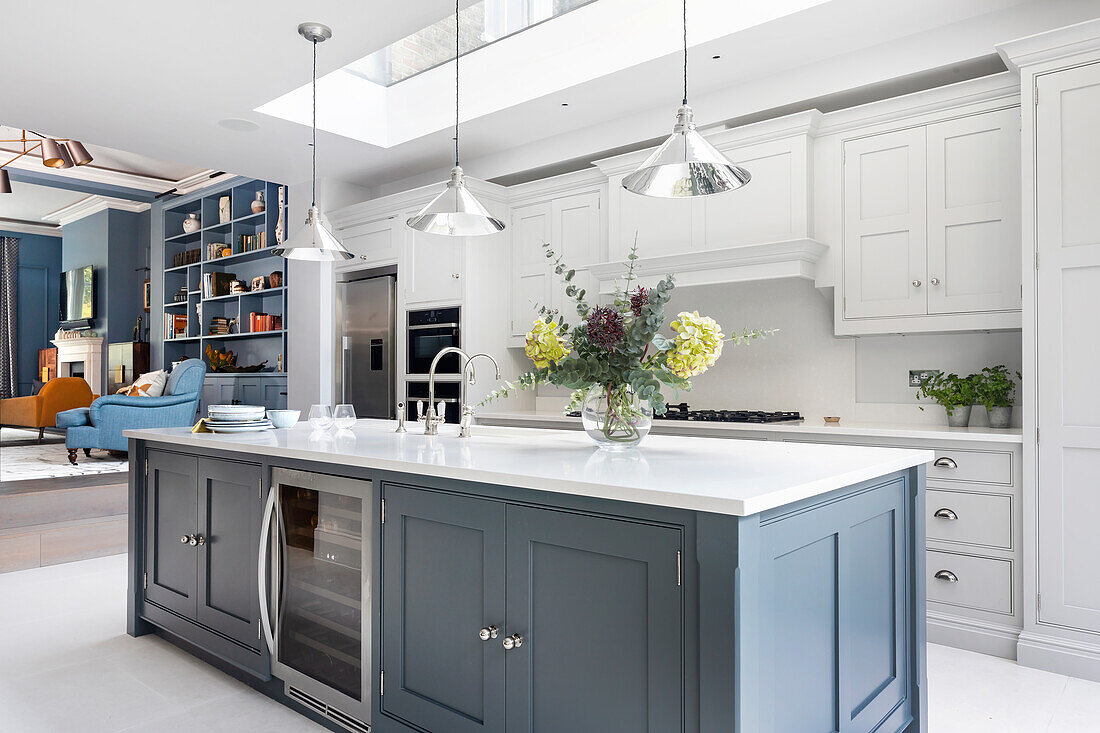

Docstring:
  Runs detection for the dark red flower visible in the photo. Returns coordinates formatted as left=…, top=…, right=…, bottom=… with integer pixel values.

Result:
left=629, top=286, right=649, bottom=316
left=585, top=306, right=626, bottom=350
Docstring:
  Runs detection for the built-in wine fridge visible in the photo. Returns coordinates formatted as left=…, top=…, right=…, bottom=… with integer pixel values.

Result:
left=262, top=468, right=372, bottom=732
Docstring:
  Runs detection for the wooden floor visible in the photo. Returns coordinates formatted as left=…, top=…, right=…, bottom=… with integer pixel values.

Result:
left=0, top=472, right=127, bottom=574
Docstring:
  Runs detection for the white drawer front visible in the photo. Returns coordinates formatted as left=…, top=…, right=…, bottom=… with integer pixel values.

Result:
left=928, top=448, right=1013, bottom=486
left=927, top=489, right=1013, bottom=550
left=927, top=550, right=1013, bottom=615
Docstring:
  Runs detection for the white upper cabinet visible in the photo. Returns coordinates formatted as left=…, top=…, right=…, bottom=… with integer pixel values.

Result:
left=836, top=106, right=1022, bottom=334
left=510, top=202, right=552, bottom=338
left=842, top=127, right=929, bottom=319
left=926, top=108, right=1021, bottom=315
left=549, top=191, right=601, bottom=316
left=403, top=220, right=465, bottom=306
left=331, top=215, right=400, bottom=271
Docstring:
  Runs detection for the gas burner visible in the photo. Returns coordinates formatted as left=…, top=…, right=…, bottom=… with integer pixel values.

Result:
left=656, top=404, right=803, bottom=424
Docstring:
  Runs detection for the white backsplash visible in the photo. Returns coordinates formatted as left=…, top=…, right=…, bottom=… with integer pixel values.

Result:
left=531, top=277, right=1022, bottom=426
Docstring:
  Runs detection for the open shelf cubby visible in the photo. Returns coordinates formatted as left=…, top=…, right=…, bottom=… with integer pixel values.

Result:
left=161, top=178, right=288, bottom=375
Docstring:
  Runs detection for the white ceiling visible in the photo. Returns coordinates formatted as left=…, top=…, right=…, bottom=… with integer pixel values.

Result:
left=0, top=181, right=85, bottom=226
left=1, top=0, right=1096, bottom=199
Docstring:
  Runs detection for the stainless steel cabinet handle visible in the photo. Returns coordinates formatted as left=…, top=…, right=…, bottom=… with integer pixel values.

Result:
left=934, top=570, right=959, bottom=583
left=479, top=625, right=499, bottom=641
left=196, top=534, right=206, bottom=546
left=933, top=508, right=959, bottom=521
left=258, top=485, right=277, bottom=653
left=933, top=457, right=958, bottom=469
left=180, top=535, right=190, bottom=544
left=452, top=273, right=460, bottom=279
left=502, top=633, right=524, bottom=650
left=188, top=534, right=198, bottom=546
left=930, top=277, right=941, bottom=286
left=912, top=280, right=922, bottom=287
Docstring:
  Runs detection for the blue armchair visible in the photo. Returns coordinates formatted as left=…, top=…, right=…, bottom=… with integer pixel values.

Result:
left=56, top=359, right=206, bottom=464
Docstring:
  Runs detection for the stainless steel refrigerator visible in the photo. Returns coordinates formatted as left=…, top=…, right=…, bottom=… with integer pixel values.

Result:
left=337, top=274, right=396, bottom=418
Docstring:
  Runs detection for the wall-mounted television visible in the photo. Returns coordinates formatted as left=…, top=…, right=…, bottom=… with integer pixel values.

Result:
left=59, top=265, right=96, bottom=330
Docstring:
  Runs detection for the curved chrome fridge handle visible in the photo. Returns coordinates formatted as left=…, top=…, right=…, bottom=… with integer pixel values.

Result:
left=258, top=484, right=277, bottom=653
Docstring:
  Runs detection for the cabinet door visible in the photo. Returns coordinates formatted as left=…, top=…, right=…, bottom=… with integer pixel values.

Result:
left=144, top=450, right=198, bottom=619
left=236, top=378, right=261, bottom=407
left=926, top=108, right=1021, bottom=314
left=195, top=458, right=263, bottom=647
left=337, top=216, right=398, bottom=270
left=614, top=174, right=696, bottom=260
left=842, top=128, right=928, bottom=318
left=510, top=203, right=552, bottom=338
left=405, top=225, right=465, bottom=305
left=381, top=485, right=506, bottom=733
left=1035, top=63, right=1100, bottom=633
left=505, top=506, right=683, bottom=733
left=550, top=192, right=601, bottom=316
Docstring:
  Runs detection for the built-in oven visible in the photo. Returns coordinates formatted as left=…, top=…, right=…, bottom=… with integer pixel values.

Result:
left=406, top=379, right=461, bottom=425
left=407, top=307, right=460, bottom=375
left=261, top=468, right=372, bottom=732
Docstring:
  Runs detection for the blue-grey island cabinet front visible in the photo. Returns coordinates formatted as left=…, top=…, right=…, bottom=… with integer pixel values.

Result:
left=124, top=421, right=931, bottom=733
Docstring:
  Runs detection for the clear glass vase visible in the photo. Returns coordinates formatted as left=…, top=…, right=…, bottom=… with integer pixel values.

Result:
left=581, top=383, right=653, bottom=450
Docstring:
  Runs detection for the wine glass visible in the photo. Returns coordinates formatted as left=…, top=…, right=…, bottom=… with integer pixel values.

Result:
left=334, top=404, right=356, bottom=430
left=308, top=404, right=333, bottom=431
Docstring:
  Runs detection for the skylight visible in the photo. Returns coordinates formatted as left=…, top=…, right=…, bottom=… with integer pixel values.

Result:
left=346, top=0, right=597, bottom=87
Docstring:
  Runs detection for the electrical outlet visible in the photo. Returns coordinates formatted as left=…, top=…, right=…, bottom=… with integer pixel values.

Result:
left=909, top=370, right=940, bottom=387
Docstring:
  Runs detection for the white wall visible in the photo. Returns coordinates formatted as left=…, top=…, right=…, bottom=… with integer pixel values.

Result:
left=533, top=277, right=1022, bottom=426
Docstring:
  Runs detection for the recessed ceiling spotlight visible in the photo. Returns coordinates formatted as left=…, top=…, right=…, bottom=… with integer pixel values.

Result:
left=561, top=102, right=569, bottom=107
left=218, top=118, right=260, bottom=132
left=712, top=54, right=721, bottom=60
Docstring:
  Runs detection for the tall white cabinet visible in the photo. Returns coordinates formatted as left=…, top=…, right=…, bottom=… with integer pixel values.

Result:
left=1001, top=19, right=1100, bottom=683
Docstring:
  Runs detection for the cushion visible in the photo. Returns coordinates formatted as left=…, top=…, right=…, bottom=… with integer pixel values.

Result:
left=119, top=370, right=168, bottom=397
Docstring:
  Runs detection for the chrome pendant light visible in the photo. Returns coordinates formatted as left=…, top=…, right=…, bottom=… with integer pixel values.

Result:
left=622, top=0, right=750, bottom=198
left=272, top=22, right=353, bottom=262
left=407, top=0, right=504, bottom=236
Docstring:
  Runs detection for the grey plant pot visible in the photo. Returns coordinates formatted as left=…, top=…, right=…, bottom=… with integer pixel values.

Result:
left=987, top=405, right=1013, bottom=429
left=946, top=405, right=973, bottom=427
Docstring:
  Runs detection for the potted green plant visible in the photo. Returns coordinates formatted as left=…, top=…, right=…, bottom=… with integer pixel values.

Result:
left=974, top=365, right=1020, bottom=429
left=916, top=372, right=977, bottom=427
left=483, top=240, right=772, bottom=450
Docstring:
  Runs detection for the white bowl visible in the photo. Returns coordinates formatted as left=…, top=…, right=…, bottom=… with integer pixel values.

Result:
left=267, top=409, right=301, bottom=429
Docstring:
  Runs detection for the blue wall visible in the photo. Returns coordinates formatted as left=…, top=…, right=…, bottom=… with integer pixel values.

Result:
left=61, top=210, right=110, bottom=334
left=4, top=230, right=63, bottom=396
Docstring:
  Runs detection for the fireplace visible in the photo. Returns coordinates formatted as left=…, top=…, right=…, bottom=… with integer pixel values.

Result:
left=52, top=336, right=105, bottom=396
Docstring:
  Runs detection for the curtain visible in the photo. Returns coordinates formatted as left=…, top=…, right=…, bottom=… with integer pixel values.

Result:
left=0, top=236, right=17, bottom=399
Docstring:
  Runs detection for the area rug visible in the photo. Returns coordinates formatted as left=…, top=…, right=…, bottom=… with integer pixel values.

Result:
left=0, top=427, right=65, bottom=445
left=0, top=442, right=128, bottom=482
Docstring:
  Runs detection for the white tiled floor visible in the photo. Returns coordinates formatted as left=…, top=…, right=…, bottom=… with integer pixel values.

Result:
left=1, top=555, right=1098, bottom=732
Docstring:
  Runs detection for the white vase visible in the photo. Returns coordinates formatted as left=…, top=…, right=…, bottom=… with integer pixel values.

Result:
left=251, top=191, right=266, bottom=214
left=182, top=213, right=200, bottom=233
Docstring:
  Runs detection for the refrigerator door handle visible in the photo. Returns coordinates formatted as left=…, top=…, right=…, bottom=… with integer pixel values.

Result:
left=258, top=484, right=277, bottom=653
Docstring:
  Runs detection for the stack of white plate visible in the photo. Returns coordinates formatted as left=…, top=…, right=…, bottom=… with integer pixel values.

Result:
left=205, top=405, right=272, bottom=433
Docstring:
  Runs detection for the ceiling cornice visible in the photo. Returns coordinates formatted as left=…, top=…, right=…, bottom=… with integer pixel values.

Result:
left=43, top=195, right=150, bottom=226
left=0, top=217, right=62, bottom=237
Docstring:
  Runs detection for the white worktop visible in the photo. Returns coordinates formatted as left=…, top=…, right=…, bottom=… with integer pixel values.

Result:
left=476, top=411, right=1024, bottom=444
left=125, top=419, right=932, bottom=517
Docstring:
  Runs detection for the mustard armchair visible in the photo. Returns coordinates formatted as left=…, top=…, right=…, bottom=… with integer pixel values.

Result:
left=0, top=377, right=96, bottom=442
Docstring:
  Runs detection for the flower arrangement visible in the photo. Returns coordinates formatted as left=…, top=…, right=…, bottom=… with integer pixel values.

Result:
left=484, top=239, right=772, bottom=448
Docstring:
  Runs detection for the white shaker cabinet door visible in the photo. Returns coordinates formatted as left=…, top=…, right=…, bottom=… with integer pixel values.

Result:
left=1035, top=62, right=1100, bottom=633
left=550, top=191, right=601, bottom=316
left=842, top=128, right=928, bottom=319
left=404, top=224, right=465, bottom=305
left=926, top=108, right=1021, bottom=315
left=510, top=203, right=552, bottom=337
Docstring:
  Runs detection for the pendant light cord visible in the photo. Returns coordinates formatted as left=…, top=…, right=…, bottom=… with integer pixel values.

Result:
left=682, top=0, right=688, bottom=105
left=455, top=0, right=460, bottom=168
left=312, top=37, right=318, bottom=207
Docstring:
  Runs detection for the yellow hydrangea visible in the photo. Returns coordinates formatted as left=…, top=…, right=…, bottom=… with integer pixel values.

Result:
left=666, top=311, right=724, bottom=378
left=525, top=319, right=571, bottom=369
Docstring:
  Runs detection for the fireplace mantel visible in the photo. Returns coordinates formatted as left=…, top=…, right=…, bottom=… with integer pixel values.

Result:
left=52, top=336, right=105, bottom=396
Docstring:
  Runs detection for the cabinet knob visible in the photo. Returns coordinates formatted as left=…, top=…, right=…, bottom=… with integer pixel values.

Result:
left=933, top=507, right=958, bottom=521
left=478, top=625, right=499, bottom=641
left=934, top=570, right=959, bottom=583
left=188, top=534, right=198, bottom=546
left=196, top=534, right=206, bottom=546
left=930, top=277, right=941, bottom=286
left=451, top=273, right=460, bottom=279
left=180, top=535, right=190, bottom=544
left=502, top=633, right=524, bottom=650
left=912, top=280, right=922, bottom=288
left=933, top=456, right=958, bottom=469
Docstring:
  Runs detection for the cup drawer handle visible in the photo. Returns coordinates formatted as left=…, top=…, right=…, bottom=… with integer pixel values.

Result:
left=934, top=570, right=959, bottom=583
left=933, top=508, right=958, bottom=521
left=933, top=457, right=958, bottom=469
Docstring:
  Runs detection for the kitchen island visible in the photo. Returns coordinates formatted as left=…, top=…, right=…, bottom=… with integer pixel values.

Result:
left=124, top=420, right=932, bottom=733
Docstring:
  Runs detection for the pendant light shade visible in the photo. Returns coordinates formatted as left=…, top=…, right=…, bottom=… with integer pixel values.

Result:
left=621, top=104, right=750, bottom=197
left=623, top=0, right=749, bottom=198
left=41, top=138, right=68, bottom=168
left=0, top=168, right=11, bottom=194
left=271, top=204, right=351, bottom=261
left=407, top=166, right=505, bottom=236
left=65, top=140, right=93, bottom=166
left=407, top=0, right=503, bottom=237
left=275, top=22, right=352, bottom=261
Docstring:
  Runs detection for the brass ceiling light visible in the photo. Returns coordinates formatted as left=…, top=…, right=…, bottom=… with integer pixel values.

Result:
left=0, top=129, right=95, bottom=193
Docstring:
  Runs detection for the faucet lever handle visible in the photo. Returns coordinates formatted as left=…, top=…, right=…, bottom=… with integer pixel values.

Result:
left=416, top=400, right=425, bottom=422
